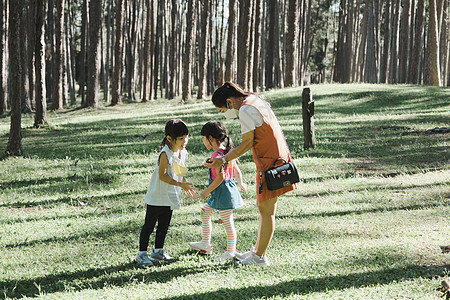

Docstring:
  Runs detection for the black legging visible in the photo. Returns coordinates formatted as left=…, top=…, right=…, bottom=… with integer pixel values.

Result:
left=139, top=205, right=173, bottom=251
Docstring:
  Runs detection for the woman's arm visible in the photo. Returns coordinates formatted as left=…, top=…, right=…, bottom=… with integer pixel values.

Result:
left=204, top=130, right=254, bottom=169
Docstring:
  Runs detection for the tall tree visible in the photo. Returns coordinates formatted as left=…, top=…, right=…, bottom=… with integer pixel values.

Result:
left=399, top=0, right=411, bottom=83
left=197, top=0, right=210, bottom=99
left=52, top=0, right=65, bottom=110
left=424, top=0, right=442, bottom=85
left=143, top=0, right=155, bottom=102
left=7, top=0, right=22, bottom=156
left=410, top=0, right=426, bottom=84
left=34, top=0, right=48, bottom=127
left=0, top=0, right=6, bottom=115
left=79, top=0, right=88, bottom=106
left=112, top=0, right=125, bottom=106
left=224, top=0, right=237, bottom=82
left=252, top=0, right=262, bottom=90
left=285, top=0, right=298, bottom=86
left=364, top=0, right=377, bottom=83
left=85, top=0, right=102, bottom=108
left=379, top=0, right=390, bottom=83
left=168, top=0, right=177, bottom=99
left=182, top=0, right=197, bottom=101
left=237, top=0, right=251, bottom=89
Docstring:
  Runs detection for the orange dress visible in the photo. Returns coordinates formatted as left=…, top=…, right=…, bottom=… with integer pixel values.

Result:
left=242, top=95, right=297, bottom=202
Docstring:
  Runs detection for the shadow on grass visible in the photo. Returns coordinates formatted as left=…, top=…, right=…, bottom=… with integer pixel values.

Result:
left=0, top=258, right=446, bottom=299
left=0, top=261, right=232, bottom=299
left=0, top=189, right=146, bottom=209
left=159, top=264, right=447, bottom=300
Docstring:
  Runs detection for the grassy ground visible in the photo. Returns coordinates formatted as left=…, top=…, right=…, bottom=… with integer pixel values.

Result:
left=0, top=84, right=449, bottom=299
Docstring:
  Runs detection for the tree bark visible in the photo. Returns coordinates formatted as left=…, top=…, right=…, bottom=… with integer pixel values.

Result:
left=224, top=0, right=236, bottom=82
left=424, top=0, right=442, bottom=86
left=285, top=0, right=298, bottom=87
left=52, top=0, right=64, bottom=110
left=197, top=0, right=209, bottom=99
left=7, top=0, right=22, bottom=156
left=34, top=0, right=48, bottom=127
left=379, top=0, right=390, bottom=83
left=0, top=0, right=6, bottom=115
left=410, top=0, right=425, bottom=84
left=237, top=0, right=251, bottom=89
left=399, top=0, right=411, bottom=83
left=182, top=0, right=197, bottom=101
left=112, top=0, right=125, bottom=106
left=85, top=0, right=102, bottom=108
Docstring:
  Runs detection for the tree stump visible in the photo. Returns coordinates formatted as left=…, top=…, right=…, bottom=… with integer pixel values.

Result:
left=302, top=87, right=316, bottom=150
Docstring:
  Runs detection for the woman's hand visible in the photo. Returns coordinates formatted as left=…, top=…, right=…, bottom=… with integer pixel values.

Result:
left=203, top=157, right=223, bottom=169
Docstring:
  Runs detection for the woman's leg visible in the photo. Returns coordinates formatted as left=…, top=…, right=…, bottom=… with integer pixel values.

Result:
left=154, top=206, right=173, bottom=249
left=218, top=209, right=236, bottom=252
left=201, top=204, right=216, bottom=244
left=255, top=197, right=278, bottom=257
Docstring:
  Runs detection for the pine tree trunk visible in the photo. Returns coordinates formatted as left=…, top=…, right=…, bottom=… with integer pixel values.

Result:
left=410, top=0, right=425, bottom=84
left=79, top=0, right=88, bottom=106
left=182, top=0, right=197, bottom=101
left=34, top=0, right=48, bottom=128
left=389, top=0, right=400, bottom=83
left=399, top=0, right=411, bottom=83
left=224, top=0, right=236, bottom=82
left=112, top=0, right=125, bottom=106
left=197, top=0, right=209, bottom=99
left=0, top=0, right=6, bottom=115
left=285, top=0, right=297, bottom=87
left=28, top=0, right=36, bottom=111
left=85, top=0, right=102, bottom=108
left=237, top=0, right=250, bottom=89
left=143, top=0, right=155, bottom=102
left=168, top=0, right=177, bottom=99
left=52, top=0, right=64, bottom=110
left=424, top=0, right=442, bottom=86
left=380, top=0, right=390, bottom=83
left=252, top=0, right=262, bottom=91
left=7, top=0, right=22, bottom=156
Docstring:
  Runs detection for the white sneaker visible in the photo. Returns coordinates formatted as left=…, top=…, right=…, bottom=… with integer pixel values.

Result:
left=189, top=241, right=213, bottom=254
left=236, top=252, right=270, bottom=266
left=135, top=252, right=153, bottom=267
left=216, top=251, right=235, bottom=261
left=235, top=247, right=256, bottom=261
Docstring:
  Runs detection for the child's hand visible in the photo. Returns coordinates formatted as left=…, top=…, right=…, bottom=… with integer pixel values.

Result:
left=200, top=190, right=209, bottom=200
left=239, top=182, right=248, bottom=193
left=185, top=185, right=200, bottom=202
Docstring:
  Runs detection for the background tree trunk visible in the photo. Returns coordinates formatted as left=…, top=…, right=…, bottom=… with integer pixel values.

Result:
left=182, top=0, right=197, bottom=101
left=224, top=0, right=236, bottom=83
left=85, top=0, right=102, bottom=108
left=197, top=0, right=209, bottom=99
left=7, top=0, right=22, bottom=156
left=424, top=0, right=442, bottom=86
left=0, top=0, right=7, bottom=115
left=34, top=0, right=48, bottom=128
left=52, top=0, right=64, bottom=110
left=112, top=0, right=125, bottom=106
left=285, top=0, right=298, bottom=87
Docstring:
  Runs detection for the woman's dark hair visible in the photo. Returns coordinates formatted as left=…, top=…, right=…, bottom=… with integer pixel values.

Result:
left=211, top=81, right=250, bottom=108
left=201, top=121, right=233, bottom=155
left=161, top=119, right=189, bottom=149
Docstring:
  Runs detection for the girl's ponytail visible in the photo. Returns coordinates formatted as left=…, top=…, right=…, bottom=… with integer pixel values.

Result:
left=223, top=136, right=234, bottom=155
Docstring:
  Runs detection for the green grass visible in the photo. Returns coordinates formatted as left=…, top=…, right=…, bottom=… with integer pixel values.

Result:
left=0, top=84, right=449, bottom=299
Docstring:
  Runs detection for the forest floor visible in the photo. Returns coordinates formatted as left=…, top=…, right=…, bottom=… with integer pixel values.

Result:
left=0, top=84, right=449, bottom=299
